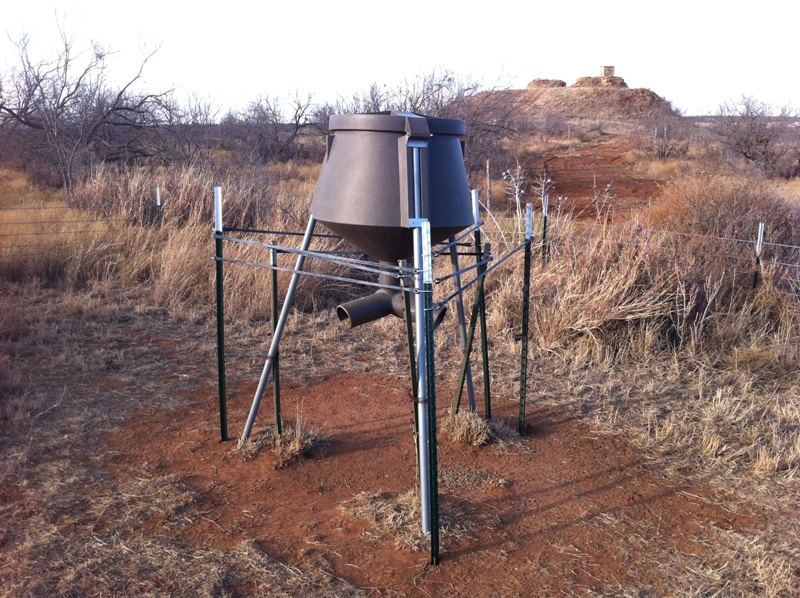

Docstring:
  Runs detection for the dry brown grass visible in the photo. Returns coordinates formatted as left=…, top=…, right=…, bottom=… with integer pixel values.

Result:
left=235, top=419, right=326, bottom=468
left=643, top=174, right=797, bottom=247
left=0, top=167, right=64, bottom=208
left=341, top=489, right=473, bottom=552
left=448, top=410, right=524, bottom=454
left=631, top=154, right=693, bottom=181
left=776, top=177, right=800, bottom=209
left=449, top=410, right=491, bottom=446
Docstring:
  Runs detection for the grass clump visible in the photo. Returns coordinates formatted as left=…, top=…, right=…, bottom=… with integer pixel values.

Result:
left=235, top=420, right=325, bottom=468
left=342, top=489, right=472, bottom=552
left=449, top=410, right=491, bottom=446
left=448, top=411, right=524, bottom=453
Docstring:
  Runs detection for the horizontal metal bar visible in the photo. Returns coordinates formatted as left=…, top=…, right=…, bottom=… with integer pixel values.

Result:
left=214, top=256, right=428, bottom=294
left=431, top=223, right=483, bottom=256
left=223, top=226, right=341, bottom=239
left=216, top=233, right=417, bottom=276
left=433, top=257, right=492, bottom=284
left=436, top=240, right=527, bottom=308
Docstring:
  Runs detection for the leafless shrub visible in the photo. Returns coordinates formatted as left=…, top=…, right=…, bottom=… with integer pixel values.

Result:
left=636, top=113, right=693, bottom=160
left=642, top=173, right=799, bottom=274
left=711, top=95, right=799, bottom=177
left=314, top=69, right=522, bottom=173
left=0, top=31, right=171, bottom=197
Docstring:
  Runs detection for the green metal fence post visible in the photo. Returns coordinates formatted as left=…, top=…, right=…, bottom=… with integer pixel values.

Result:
left=425, top=279, right=440, bottom=565
left=401, top=261, right=418, bottom=399
left=453, top=285, right=481, bottom=424
left=418, top=220, right=440, bottom=566
left=469, top=190, right=491, bottom=420
left=519, top=204, right=533, bottom=434
left=214, top=187, right=228, bottom=442
left=400, top=260, right=420, bottom=483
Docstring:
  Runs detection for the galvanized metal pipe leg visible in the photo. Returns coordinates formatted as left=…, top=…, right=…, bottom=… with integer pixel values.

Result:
left=448, top=237, right=475, bottom=413
left=242, top=216, right=317, bottom=441
left=413, top=222, right=431, bottom=534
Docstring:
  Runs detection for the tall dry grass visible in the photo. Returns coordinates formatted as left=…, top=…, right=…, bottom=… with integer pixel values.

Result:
left=475, top=173, right=800, bottom=485
left=1, top=163, right=360, bottom=321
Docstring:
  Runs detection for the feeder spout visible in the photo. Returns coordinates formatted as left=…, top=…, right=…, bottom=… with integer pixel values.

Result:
left=336, top=269, right=446, bottom=328
left=336, top=289, right=396, bottom=328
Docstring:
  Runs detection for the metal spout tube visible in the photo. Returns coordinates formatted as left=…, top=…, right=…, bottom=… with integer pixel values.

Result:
left=336, top=288, right=396, bottom=327
left=336, top=268, right=446, bottom=328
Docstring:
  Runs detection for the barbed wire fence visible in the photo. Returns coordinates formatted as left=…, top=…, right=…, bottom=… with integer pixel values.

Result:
left=0, top=187, right=166, bottom=268
left=483, top=214, right=800, bottom=296
left=2, top=195, right=799, bottom=296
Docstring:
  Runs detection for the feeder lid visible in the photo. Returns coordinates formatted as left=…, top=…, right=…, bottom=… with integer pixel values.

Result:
left=328, top=111, right=467, bottom=137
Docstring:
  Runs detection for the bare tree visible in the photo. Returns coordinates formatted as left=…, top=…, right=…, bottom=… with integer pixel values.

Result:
left=311, top=83, right=391, bottom=135
left=158, top=93, right=220, bottom=164
left=711, top=95, right=798, bottom=176
left=223, top=93, right=315, bottom=164
left=0, top=30, right=168, bottom=196
left=392, top=70, right=522, bottom=171
left=639, top=112, right=692, bottom=160
left=311, top=70, right=522, bottom=173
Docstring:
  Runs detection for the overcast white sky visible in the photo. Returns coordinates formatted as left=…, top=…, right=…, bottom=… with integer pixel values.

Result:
left=2, top=0, right=798, bottom=117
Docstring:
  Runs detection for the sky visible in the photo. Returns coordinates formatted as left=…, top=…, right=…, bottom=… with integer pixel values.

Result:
left=2, top=0, right=798, bottom=117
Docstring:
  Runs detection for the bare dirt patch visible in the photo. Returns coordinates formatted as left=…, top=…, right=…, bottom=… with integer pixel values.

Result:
left=104, top=369, right=756, bottom=595
left=531, top=138, right=661, bottom=221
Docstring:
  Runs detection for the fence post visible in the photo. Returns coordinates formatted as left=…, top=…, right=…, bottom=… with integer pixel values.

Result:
left=471, top=190, right=492, bottom=420
left=214, top=187, right=228, bottom=442
left=753, top=222, right=765, bottom=289
left=156, top=185, right=163, bottom=228
left=270, top=246, right=282, bottom=435
left=519, top=203, right=533, bottom=434
left=541, top=193, right=550, bottom=263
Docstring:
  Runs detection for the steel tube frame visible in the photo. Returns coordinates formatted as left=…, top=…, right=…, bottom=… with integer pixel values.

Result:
left=414, top=227, right=430, bottom=534
left=409, top=142, right=432, bottom=536
left=242, top=216, right=317, bottom=441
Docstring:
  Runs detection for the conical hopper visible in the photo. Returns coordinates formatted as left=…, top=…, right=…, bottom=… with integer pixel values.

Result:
left=311, top=111, right=473, bottom=263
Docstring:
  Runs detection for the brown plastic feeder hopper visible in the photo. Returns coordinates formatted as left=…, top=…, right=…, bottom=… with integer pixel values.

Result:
left=311, top=111, right=472, bottom=327
left=311, top=111, right=473, bottom=263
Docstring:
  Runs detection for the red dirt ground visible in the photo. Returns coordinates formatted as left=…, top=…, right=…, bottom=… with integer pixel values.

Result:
left=527, top=137, right=661, bottom=221
left=106, top=370, right=754, bottom=596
